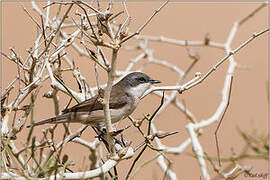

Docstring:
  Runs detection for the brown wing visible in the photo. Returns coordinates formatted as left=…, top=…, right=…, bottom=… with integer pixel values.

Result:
left=62, top=94, right=101, bottom=114
left=62, top=88, right=129, bottom=114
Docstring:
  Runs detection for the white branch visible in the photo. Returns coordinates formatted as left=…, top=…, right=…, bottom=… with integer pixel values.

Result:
left=157, top=155, right=178, bottom=180
left=187, top=124, right=210, bottom=180
left=136, top=35, right=225, bottom=49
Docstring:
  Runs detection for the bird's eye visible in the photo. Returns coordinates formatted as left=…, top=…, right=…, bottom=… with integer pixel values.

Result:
left=138, top=77, right=146, bottom=82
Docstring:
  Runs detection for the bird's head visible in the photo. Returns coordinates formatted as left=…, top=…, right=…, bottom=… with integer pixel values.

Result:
left=117, top=72, right=161, bottom=98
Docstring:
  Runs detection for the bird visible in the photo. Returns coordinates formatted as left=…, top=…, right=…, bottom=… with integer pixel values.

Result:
left=27, top=72, right=161, bottom=128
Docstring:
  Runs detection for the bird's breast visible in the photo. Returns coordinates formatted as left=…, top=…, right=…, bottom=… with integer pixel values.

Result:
left=111, top=96, right=139, bottom=123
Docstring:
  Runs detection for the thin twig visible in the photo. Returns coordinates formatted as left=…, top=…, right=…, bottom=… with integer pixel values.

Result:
left=21, top=3, right=41, bottom=30
left=121, top=1, right=169, bottom=44
left=215, top=76, right=234, bottom=167
left=238, top=2, right=267, bottom=26
left=125, top=145, right=147, bottom=180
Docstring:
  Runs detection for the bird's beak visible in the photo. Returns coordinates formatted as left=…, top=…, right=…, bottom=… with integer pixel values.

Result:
left=149, top=79, right=161, bottom=84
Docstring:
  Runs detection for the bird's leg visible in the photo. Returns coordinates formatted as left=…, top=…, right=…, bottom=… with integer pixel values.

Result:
left=101, top=128, right=122, bottom=145
left=95, top=126, right=130, bottom=149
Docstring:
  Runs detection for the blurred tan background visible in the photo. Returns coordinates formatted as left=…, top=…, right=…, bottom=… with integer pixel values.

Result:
left=2, top=2, right=268, bottom=179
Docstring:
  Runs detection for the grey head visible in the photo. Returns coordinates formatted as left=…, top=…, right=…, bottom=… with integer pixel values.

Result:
left=115, top=72, right=161, bottom=98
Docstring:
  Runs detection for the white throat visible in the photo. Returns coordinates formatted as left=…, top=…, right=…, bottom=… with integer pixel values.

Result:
left=127, top=83, right=151, bottom=99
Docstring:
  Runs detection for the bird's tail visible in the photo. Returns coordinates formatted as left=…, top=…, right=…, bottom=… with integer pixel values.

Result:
left=26, top=114, right=70, bottom=128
